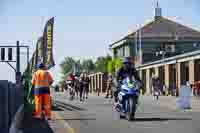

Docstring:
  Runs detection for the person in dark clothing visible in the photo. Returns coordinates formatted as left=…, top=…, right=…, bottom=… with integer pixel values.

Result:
left=105, top=73, right=114, bottom=99
left=74, top=76, right=81, bottom=99
left=152, top=76, right=160, bottom=99
left=113, top=57, right=142, bottom=104
left=80, top=72, right=90, bottom=100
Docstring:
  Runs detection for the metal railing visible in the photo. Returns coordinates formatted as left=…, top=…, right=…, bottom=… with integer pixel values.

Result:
left=0, top=80, right=23, bottom=133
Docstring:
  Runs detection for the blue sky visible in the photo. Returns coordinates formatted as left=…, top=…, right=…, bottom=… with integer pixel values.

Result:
left=0, top=0, right=199, bottom=83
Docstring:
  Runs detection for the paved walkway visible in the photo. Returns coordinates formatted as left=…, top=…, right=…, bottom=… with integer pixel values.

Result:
left=21, top=111, right=54, bottom=133
left=21, top=93, right=200, bottom=133
left=49, top=93, right=198, bottom=133
left=21, top=103, right=77, bottom=133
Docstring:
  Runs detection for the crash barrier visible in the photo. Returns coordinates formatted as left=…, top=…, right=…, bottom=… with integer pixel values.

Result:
left=88, top=72, right=108, bottom=94
left=9, top=105, right=24, bottom=133
left=0, top=80, right=23, bottom=133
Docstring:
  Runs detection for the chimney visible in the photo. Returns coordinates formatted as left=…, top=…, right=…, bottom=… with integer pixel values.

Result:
left=155, top=1, right=162, bottom=20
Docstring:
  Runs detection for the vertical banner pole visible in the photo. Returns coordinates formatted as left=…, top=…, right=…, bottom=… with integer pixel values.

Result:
left=16, top=41, right=23, bottom=107
left=16, top=41, right=20, bottom=73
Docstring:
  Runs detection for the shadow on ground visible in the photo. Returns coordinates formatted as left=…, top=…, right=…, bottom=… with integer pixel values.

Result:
left=133, top=117, right=192, bottom=122
left=54, top=118, right=96, bottom=121
left=21, top=112, right=54, bottom=133
left=53, top=100, right=86, bottom=111
left=51, top=104, right=63, bottom=111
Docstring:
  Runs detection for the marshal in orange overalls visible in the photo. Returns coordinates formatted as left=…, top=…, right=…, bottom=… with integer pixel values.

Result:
left=32, top=67, right=53, bottom=119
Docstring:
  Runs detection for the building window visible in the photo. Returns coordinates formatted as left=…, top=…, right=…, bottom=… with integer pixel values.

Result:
left=116, top=48, right=120, bottom=57
left=123, top=47, right=125, bottom=57
left=117, top=47, right=123, bottom=57
left=121, top=47, right=124, bottom=56
left=124, top=45, right=130, bottom=57
left=119, top=48, right=122, bottom=56
left=115, top=46, right=130, bottom=57
left=193, top=42, right=200, bottom=48
left=164, top=43, right=175, bottom=53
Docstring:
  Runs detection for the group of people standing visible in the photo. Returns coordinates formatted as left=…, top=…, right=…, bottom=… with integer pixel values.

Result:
left=66, top=72, right=90, bottom=101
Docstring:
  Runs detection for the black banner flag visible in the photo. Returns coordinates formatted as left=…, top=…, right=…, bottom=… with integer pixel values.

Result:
left=43, top=17, right=55, bottom=69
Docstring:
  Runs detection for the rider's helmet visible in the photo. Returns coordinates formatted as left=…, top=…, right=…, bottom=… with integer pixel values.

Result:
left=123, top=57, right=132, bottom=69
left=123, top=57, right=131, bottom=64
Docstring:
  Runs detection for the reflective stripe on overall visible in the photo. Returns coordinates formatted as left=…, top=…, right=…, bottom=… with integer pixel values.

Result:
left=34, top=70, right=50, bottom=95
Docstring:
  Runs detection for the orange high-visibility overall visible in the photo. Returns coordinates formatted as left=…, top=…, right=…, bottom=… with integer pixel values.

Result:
left=32, top=69, right=53, bottom=119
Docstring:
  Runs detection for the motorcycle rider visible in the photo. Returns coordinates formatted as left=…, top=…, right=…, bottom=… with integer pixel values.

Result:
left=113, top=57, right=142, bottom=106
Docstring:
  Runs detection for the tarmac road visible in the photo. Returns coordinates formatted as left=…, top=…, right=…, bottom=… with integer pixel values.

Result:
left=47, top=92, right=199, bottom=133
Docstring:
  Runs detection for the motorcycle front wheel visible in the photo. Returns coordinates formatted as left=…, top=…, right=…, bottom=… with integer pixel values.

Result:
left=126, top=97, right=136, bottom=121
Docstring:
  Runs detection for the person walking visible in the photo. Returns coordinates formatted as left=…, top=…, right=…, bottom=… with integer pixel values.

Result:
left=80, top=72, right=90, bottom=100
left=79, top=72, right=85, bottom=101
left=84, top=73, right=90, bottom=99
left=152, top=75, right=160, bottom=99
left=105, top=73, right=113, bottom=99
left=32, top=63, right=54, bottom=120
left=74, top=75, right=81, bottom=99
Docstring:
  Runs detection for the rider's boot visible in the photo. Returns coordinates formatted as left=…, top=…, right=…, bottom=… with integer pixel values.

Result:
left=113, top=95, right=120, bottom=111
left=114, top=101, right=120, bottom=112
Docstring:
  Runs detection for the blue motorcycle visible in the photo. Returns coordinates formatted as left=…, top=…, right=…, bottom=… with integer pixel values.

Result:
left=116, top=77, right=140, bottom=121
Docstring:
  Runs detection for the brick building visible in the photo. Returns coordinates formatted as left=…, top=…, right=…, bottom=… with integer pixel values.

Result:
left=109, top=4, right=200, bottom=65
left=109, top=4, right=200, bottom=95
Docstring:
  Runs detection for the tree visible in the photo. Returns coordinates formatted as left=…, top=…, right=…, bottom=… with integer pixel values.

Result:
left=107, top=60, right=115, bottom=74
left=95, top=55, right=112, bottom=73
left=107, top=57, right=123, bottom=74
left=81, top=59, right=95, bottom=73
left=59, top=55, right=113, bottom=84
left=60, top=57, right=76, bottom=81
left=114, top=57, right=123, bottom=72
